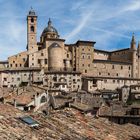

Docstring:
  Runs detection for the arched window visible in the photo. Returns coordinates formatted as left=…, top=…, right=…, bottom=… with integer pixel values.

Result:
left=31, top=18, right=34, bottom=23
left=40, top=96, right=46, bottom=103
left=31, top=26, right=34, bottom=32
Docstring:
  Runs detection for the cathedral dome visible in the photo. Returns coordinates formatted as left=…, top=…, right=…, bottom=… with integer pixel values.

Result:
left=42, top=18, right=58, bottom=36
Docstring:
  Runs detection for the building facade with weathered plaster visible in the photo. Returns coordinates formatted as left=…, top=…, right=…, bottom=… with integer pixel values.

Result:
left=1, top=9, right=140, bottom=91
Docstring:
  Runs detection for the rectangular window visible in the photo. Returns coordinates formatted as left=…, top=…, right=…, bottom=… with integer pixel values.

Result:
left=77, top=79, right=80, bottom=82
left=112, top=65, right=114, bottom=69
left=67, top=54, right=69, bottom=58
left=12, top=77, right=14, bottom=82
left=88, top=55, right=91, bottom=59
left=41, top=53, right=44, bottom=56
left=53, top=76, right=57, bottom=81
left=45, top=59, right=48, bottom=64
left=17, top=78, right=20, bottom=81
left=38, top=59, right=41, bottom=64
left=4, top=78, right=7, bottom=81
left=82, top=55, right=85, bottom=59
left=93, top=80, right=97, bottom=84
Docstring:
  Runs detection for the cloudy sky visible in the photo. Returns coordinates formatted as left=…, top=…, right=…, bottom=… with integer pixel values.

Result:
left=0, top=0, right=140, bottom=60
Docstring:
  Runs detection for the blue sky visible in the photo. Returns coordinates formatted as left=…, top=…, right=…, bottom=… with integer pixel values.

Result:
left=0, top=0, right=140, bottom=60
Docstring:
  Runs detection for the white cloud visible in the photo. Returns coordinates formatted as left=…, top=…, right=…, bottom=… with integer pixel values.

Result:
left=65, top=12, right=93, bottom=42
left=122, top=0, right=140, bottom=12
left=91, top=27, right=131, bottom=39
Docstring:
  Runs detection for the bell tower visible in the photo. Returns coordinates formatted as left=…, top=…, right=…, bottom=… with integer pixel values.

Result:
left=27, top=7, right=38, bottom=53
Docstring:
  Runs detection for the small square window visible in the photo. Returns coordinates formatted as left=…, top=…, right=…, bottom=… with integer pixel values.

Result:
left=4, top=78, right=7, bottom=81
left=88, top=55, right=91, bottom=59
left=67, top=54, right=69, bottom=58
left=41, top=53, right=44, bottom=56
left=82, top=55, right=85, bottom=59
left=17, top=78, right=20, bottom=81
